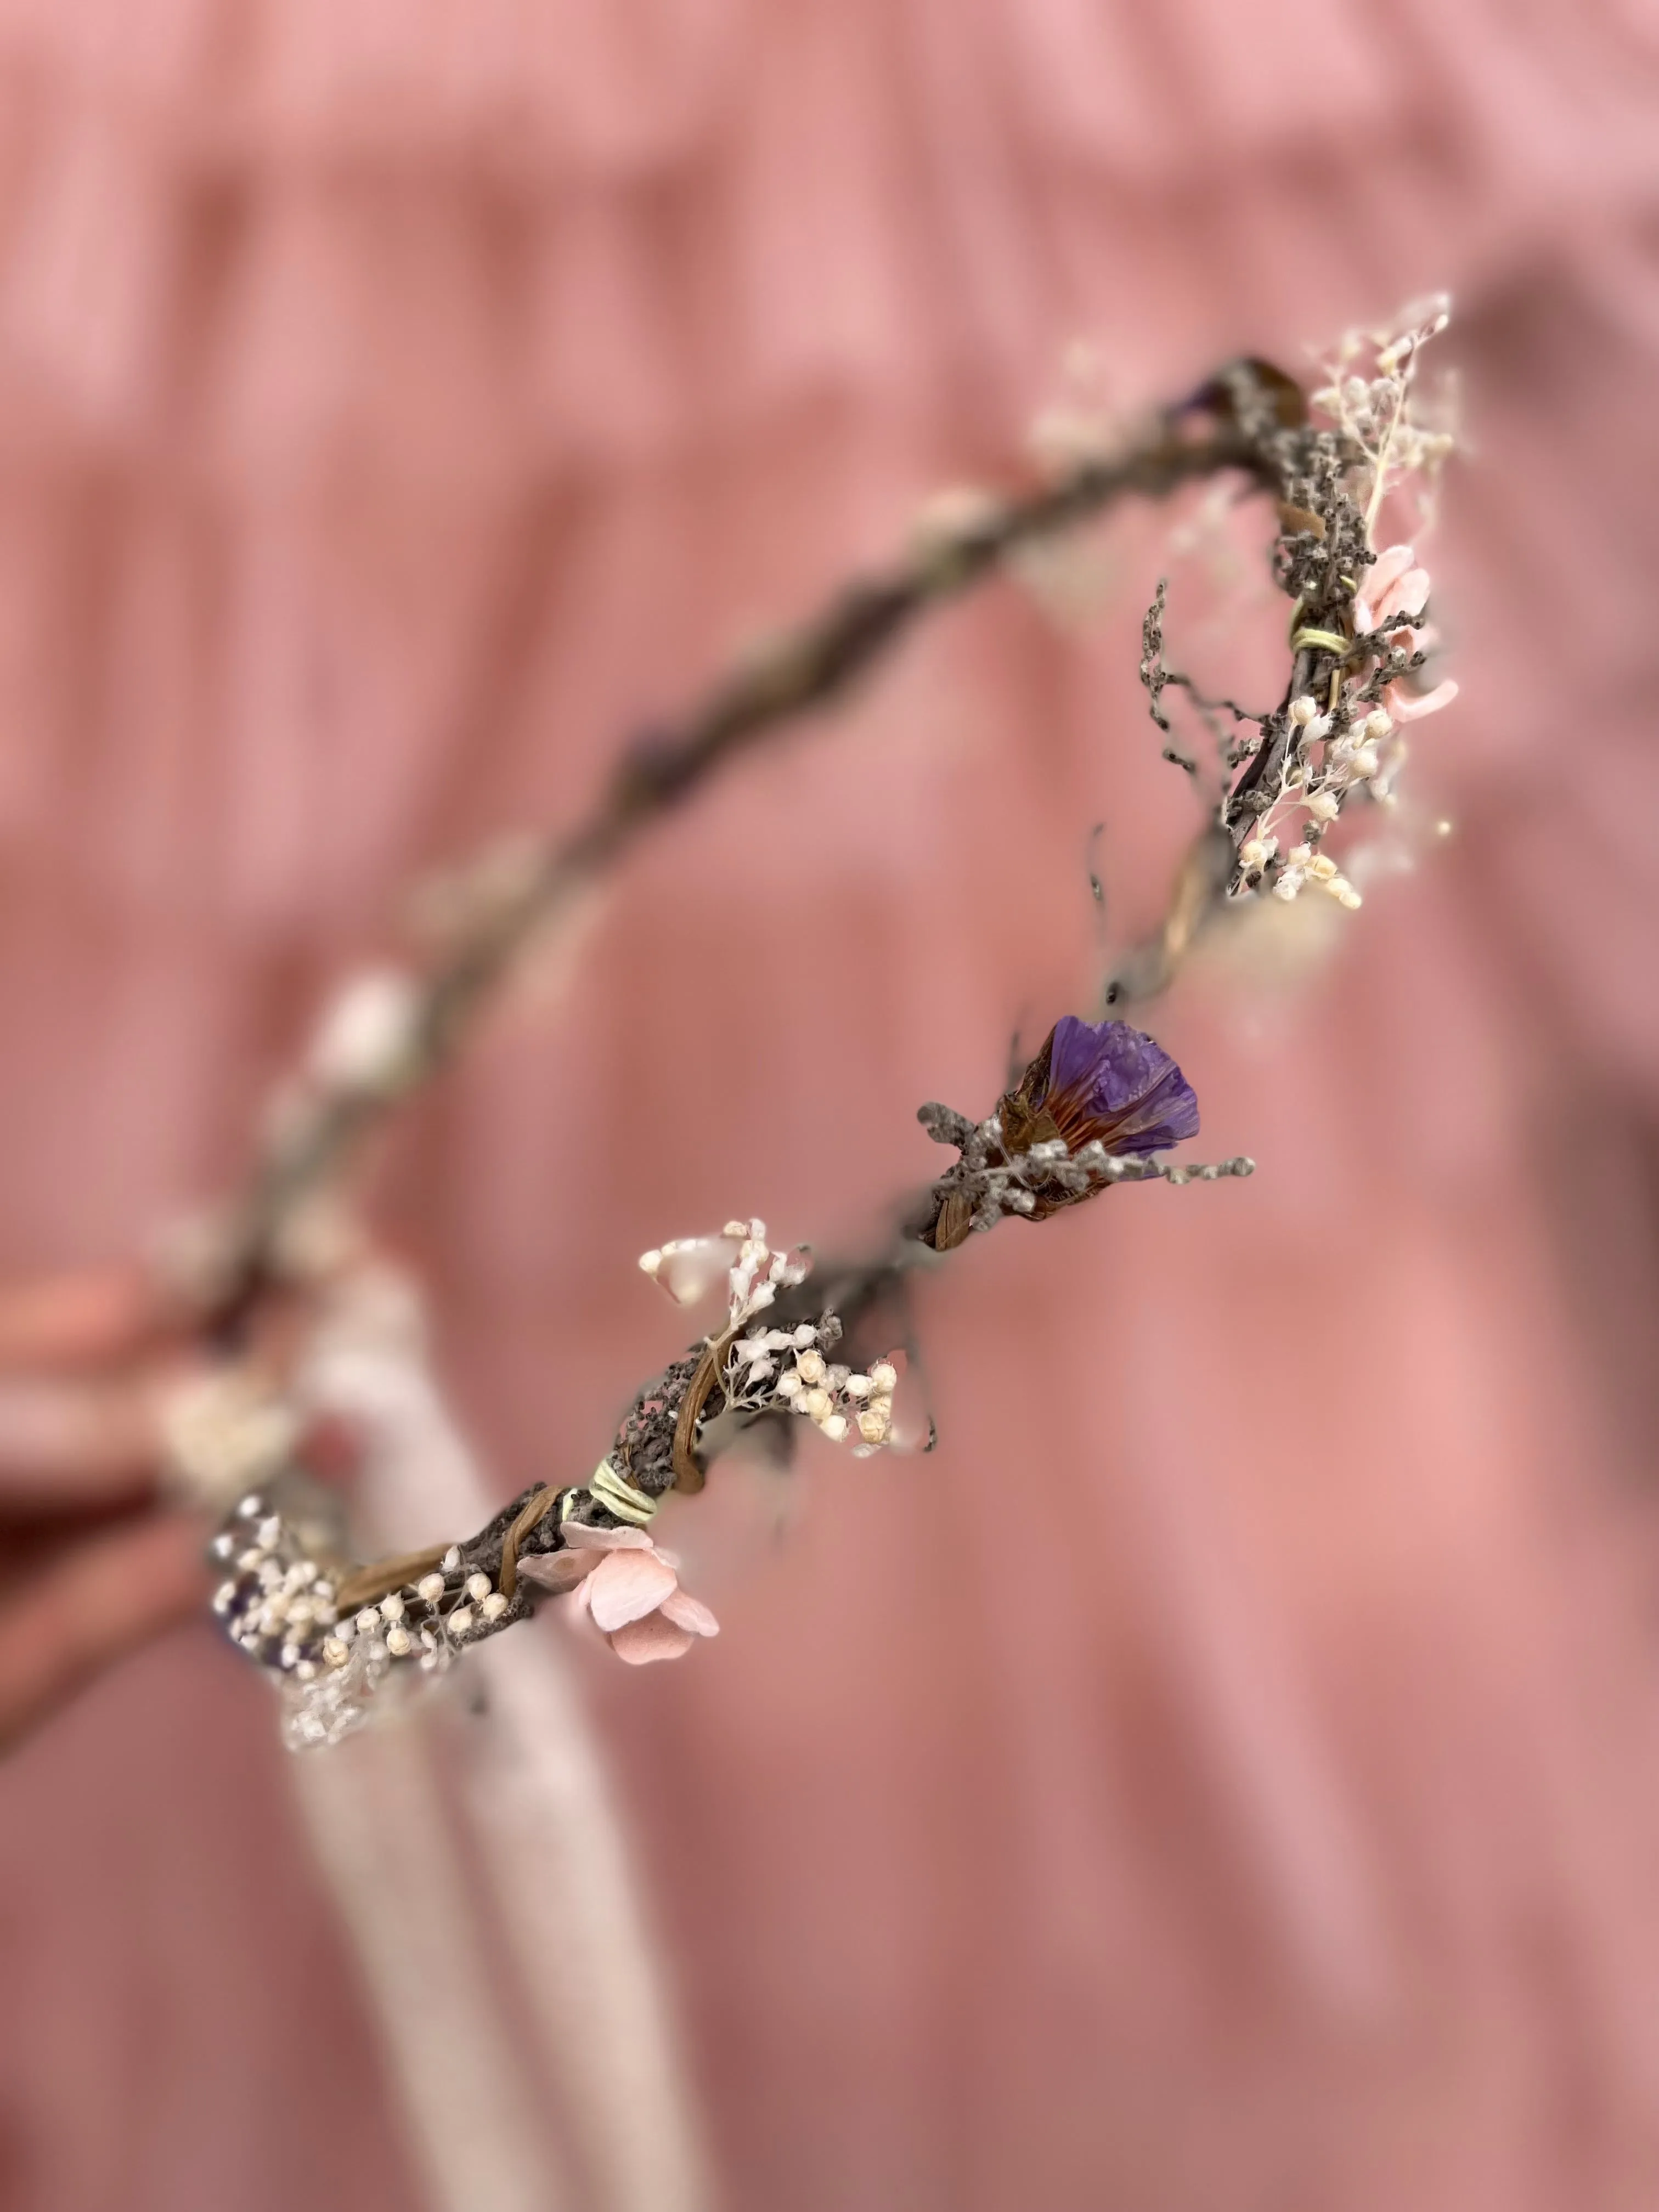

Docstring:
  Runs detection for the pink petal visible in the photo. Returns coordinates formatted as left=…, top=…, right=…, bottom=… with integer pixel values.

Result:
left=1366, top=542, right=1417, bottom=603
left=607, top=1613, right=697, bottom=1665
left=586, top=1548, right=680, bottom=1632
left=1375, top=566, right=1430, bottom=627
left=659, top=1588, right=720, bottom=1638
left=561, top=1521, right=654, bottom=1553
left=516, top=1550, right=598, bottom=1595
left=1387, top=676, right=1459, bottom=723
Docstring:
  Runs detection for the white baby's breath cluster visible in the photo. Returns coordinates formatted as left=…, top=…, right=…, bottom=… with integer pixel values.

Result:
left=640, top=1218, right=901, bottom=1456
left=723, top=1329, right=902, bottom=1454
left=1310, top=295, right=1458, bottom=543
left=639, top=1217, right=810, bottom=1330
left=163, top=1369, right=301, bottom=1507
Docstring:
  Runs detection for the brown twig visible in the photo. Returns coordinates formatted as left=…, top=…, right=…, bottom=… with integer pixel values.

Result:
left=203, top=413, right=1272, bottom=1337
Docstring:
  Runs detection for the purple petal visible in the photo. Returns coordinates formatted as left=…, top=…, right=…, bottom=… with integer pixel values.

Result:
left=1039, top=1017, right=1199, bottom=1154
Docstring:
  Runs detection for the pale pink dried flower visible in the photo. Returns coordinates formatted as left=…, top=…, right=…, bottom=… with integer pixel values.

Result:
left=1353, top=542, right=1459, bottom=726
left=517, top=1523, right=719, bottom=1664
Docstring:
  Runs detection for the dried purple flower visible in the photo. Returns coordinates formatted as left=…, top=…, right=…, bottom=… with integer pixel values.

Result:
left=1000, top=1016, right=1200, bottom=1159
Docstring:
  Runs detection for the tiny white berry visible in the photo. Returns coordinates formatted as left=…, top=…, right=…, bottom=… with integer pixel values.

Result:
left=416, top=1573, right=446, bottom=1603
left=322, top=1637, right=350, bottom=1668
left=385, top=1626, right=413, bottom=1657
left=355, top=1606, right=382, bottom=1634
left=869, top=1362, right=899, bottom=1393
left=481, top=1593, right=509, bottom=1622
left=465, top=1572, right=491, bottom=1604
left=379, top=1594, right=406, bottom=1623
left=448, top=1607, right=473, bottom=1637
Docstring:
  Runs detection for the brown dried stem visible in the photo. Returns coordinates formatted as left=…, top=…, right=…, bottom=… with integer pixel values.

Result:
left=204, top=408, right=1273, bottom=1336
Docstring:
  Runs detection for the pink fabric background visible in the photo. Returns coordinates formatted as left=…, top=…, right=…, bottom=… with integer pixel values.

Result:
left=1, top=1, right=1658, bottom=2205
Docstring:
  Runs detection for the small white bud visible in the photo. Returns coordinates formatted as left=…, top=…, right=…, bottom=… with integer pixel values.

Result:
left=322, top=1637, right=350, bottom=1668
left=308, top=968, right=419, bottom=1095
left=1307, top=854, right=1338, bottom=882
left=448, top=1606, right=474, bottom=1637
left=379, top=1593, right=406, bottom=1623
left=1288, top=844, right=1313, bottom=867
left=1239, top=839, right=1268, bottom=871
left=1307, top=791, right=1340, bottom=822
left=212, top=1583, right=237, bottom=1615
left=355, top=1606, right=382, bottom=1634
left=775, top=1371, right=804, bottom=1398
left=280, top=1641, right=301, bottom=1667
left=416, top=1573, right=447, bottom=1603
left=1289, top=695, right=1319, bottom=725
left=869, top=1362, right=899, bottom=1393
left=1351, top=742, right=1381, bottom=778
left=857, top=1407, right=891, bottom=1446
left=481, top=1593, right=510, bottom=1622
left=843, top=1374, right=872, bottom=1398
left=1364, top=709, right=1392, bottom=741
left=795, top=1349, right=827, bottom=1386
left=211, top=1533, right=235, bottom=1560
left=1332, top=878, right=1363, bottom=910
left=442, top=1547, right=461, bottom=1573
left=465, top=1572, right=491, bottom=1604
left=385, top=1626, right=413, bottom=1657
left=800, top=1387, right=831, bottom=1421
left=1273, top=872, right=1303, bottom=902
left=792, top=1324, right=817, bottom=1349
left=638, top=1249, right=663, bottom=1277
left=820, top=1414, right=849, bottom=1443
left=261, top=1592, right=290, bottom=1625
left=295, top=1660, right=317, bottom=1682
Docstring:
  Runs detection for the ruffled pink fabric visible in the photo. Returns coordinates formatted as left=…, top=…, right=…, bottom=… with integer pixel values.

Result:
left=0, top=2, right=1657, bottom=2208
